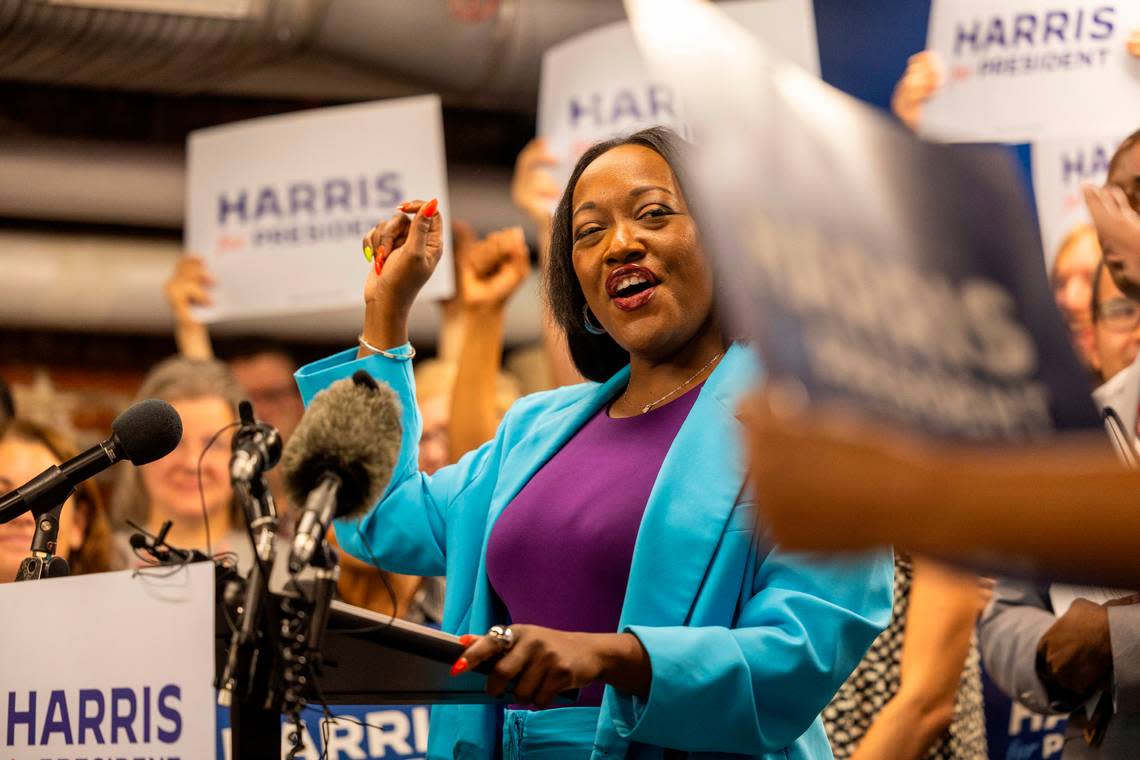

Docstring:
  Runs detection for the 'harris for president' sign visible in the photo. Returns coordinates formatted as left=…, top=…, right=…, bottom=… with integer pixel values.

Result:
left=186, top=95, right=454, bottom=323
left=921, top=0, right=1140, bottom=143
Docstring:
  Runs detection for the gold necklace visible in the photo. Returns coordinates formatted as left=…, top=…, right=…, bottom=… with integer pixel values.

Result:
left=636, top=351, right=724, bottom=415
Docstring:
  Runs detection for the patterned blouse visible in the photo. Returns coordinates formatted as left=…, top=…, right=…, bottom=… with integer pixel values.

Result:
left=823, top=554, right=988, bottom=759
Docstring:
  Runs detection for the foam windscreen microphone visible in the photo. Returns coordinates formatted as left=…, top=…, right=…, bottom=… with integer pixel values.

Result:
left=0, top=398, right=183, bottom=524
left=282, top=370, right=402, bottom=571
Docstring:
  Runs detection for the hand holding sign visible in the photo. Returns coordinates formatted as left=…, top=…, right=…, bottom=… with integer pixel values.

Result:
left=891, top=51, right=945, bottom=131
left=511, top=138, right=561, bottom=233
left=164, top=256, right=215, bottom=360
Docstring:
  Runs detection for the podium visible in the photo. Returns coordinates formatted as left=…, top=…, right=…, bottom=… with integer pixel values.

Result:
left=215, top=558, right=577, bottom=758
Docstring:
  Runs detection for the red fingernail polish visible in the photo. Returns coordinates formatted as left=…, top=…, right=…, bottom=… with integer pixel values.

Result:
left=459, top=634, right=478, bottom=646
left=374, top=256, right=383, bottom=276
left=377, top=245, right=388, bottom=261
left=450, top=657, right=469, bottom=677
left=423, top=198, right=438, bottom=218
left=398, top=202, right=412, bottom=212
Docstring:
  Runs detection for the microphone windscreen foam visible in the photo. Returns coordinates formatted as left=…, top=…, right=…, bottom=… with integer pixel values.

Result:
left=281, top=374, right=402, bottom=519
left=111, top=399, right=184, bottom=465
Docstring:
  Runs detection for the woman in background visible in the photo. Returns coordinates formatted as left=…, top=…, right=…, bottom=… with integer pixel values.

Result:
left=0, top=418, right=116, bottom=581
left=110, top=356, right=251, bottom=570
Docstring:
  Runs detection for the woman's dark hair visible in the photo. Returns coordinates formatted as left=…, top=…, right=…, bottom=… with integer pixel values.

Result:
left=545, top=127, right=694, bottom=383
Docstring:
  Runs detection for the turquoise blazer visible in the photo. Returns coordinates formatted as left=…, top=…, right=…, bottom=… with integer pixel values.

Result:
left=296, top=342, right=893, bottom=760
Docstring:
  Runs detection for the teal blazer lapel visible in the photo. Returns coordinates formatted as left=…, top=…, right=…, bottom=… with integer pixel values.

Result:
left=618, top=343, right=761, bottom=629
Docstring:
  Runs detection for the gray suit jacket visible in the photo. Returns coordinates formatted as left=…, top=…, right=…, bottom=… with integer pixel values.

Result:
left=979, top=578, right=1140, bottom=758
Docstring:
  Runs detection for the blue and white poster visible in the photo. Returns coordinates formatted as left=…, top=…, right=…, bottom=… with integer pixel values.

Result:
left=539, top=0, right=819, bottom=193
left=1033, top=131, right=1132, bottom=267
left=921, top=0, right=1140, bottom=143
left=629, top=0, right=1101, bottom=439
left=0, top=565, right=217, bottom=760
left=216, top=703, right=430, bottom=760
left=186, top=95, right=454, bottom=322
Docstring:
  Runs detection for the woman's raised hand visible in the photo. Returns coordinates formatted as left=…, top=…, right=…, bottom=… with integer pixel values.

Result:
left=891, top=51, right=944, bottom=132
left=360, top=199, right=443, bottom=350
left=363, top=199, right=443, bottom=311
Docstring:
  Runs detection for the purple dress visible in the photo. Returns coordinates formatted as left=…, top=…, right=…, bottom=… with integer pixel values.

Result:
left=485, top=384, right=702, bottom=707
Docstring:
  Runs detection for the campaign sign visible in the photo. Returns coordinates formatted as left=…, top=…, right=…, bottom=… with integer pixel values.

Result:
left=216, top=703, right=430, bottom=760
left=921, top=0, right=1140, bottom=143
left=1033, top=131, right=1130, bottom=268
left=538, top=0, right=818, bottom=194
left=982, top=667, right=1067, bottom=759
left=186, top=95, right=454, bottom=322
left=0, top=564, right=215, bottom=760
left=629, top=0, right=1101, bottom=439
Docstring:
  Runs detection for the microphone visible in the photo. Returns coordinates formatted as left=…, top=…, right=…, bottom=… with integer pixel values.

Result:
left=230, top=400, right=282, bottom=482
left=282, top=370, right=402, bottom=572
left=0, top=399, right=182, bottom=524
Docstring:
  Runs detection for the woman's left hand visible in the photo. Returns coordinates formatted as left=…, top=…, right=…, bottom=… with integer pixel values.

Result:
left=452, top=625, right=650, bottom=707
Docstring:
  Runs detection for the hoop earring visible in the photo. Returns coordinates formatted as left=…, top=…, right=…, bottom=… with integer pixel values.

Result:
left=582, top=303, right=607, bottom=335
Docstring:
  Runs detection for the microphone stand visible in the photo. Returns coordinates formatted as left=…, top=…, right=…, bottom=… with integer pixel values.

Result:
left=13, top=500, right=69, bottom=581
left=219, top=404, right=285, bottom=760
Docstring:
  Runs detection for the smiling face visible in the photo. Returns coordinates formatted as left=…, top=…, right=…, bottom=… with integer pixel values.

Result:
left=139, top=395, right=235, bottom=525
left=569, top=144, right=716, bottom=363
left=0, top=435, right=84, bottom=583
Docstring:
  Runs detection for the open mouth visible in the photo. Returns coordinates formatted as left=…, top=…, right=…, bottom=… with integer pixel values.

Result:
left=606, top=265, right=659, bottom=311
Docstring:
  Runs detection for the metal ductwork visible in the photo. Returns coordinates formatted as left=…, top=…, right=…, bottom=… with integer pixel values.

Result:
left=0, top=0, right=628, bottom=107
left=0, top=0, right=321, bottom=92
left=0, top=227, right=545, bottom=345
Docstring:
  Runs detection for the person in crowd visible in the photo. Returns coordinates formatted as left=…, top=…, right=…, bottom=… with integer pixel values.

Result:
left=298, top=127, right=893, bottom=759
left=825, top=555, right=989, bottom=760
left=165, top=261, right=305, bottom=515
left=110, top=356, right=253, bottom=570
left=0, top=417, right=117, bottom=581
left=1092, top=259, right=1140, bottom=387
left=979, top=555, right=1140, bottom=757
left=1052, top=224, right=1105, bottom=379
left=1088, top=258, right=1140, bottom=452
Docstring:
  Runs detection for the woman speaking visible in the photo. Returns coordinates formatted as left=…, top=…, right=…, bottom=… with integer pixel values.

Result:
left=296, top=128, right=893, bottom=759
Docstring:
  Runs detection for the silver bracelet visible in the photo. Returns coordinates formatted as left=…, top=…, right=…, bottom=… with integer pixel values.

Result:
left=358, top=334, right=416, bottom=361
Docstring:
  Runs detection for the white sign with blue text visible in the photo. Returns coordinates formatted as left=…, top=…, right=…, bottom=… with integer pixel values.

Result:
left=539, top=0, right=819, bottom=193
left=0, top=564, right=216, bottom=760
left=922, top=0, right=1140, bottom=143
left=1033, top=131, right=1130, bottom=267
left=186, top=95, right=454, bottom=322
